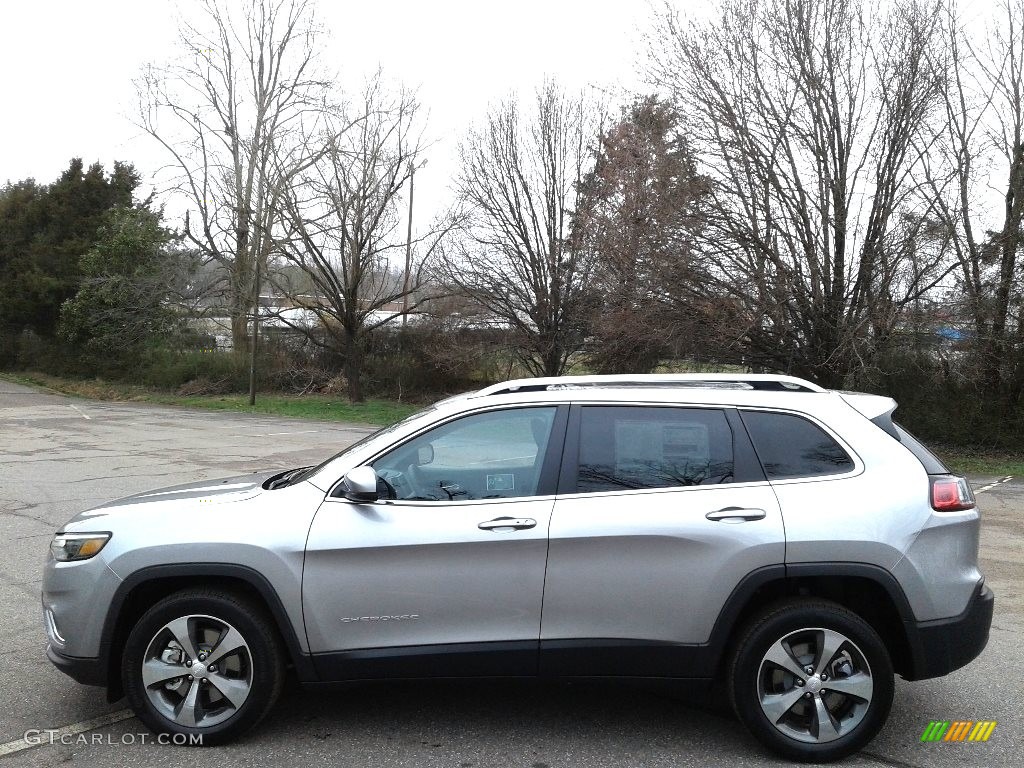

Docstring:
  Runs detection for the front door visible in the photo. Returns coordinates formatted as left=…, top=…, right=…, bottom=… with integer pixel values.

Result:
left=303, top=405, right=567, bottom=679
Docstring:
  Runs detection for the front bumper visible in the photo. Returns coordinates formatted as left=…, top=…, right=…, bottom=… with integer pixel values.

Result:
left=46, top=644, right=107, bottom=687
left=904, top=582, right=994, bottom=680
left=42, top=554, right=122, bottom=660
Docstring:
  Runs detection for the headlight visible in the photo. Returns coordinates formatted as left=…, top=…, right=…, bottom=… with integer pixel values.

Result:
left=50, top=533, right=110, bottom=562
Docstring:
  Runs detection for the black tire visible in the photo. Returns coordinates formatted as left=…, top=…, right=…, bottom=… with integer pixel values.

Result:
left=728, top=599, right=894, bottom=763
left=122, top=589, right=285, bottom=746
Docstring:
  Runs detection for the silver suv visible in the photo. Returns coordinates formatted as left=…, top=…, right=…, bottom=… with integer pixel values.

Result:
left=42, top=374, right=993, bottom=762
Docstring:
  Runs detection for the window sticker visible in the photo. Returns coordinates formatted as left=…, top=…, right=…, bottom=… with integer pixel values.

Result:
left=486, top=473, right=515, bottom=491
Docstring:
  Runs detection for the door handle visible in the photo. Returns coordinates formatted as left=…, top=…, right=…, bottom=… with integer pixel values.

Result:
left=478, top=517, right=537, bottom=531
left=705, top=506, right=767, bottom=522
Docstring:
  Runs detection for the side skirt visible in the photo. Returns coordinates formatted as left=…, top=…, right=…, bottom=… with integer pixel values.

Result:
left=311, top=640, right=538, bottom=680
left=309, top=639, right=715, bottom=682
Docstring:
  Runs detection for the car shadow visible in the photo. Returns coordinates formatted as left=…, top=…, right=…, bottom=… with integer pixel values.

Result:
left=243, top=677, right=762, bottom=763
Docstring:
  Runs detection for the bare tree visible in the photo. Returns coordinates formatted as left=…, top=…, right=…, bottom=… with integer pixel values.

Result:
left=137, top=0, right=331, bottom=353
left=649, top=0, right=954, bottom=387
left=272, top=75, right=453, bottom=402
left=923, top=0, right=1024, bottom=398
left=445, top=81, right=601, bottom=377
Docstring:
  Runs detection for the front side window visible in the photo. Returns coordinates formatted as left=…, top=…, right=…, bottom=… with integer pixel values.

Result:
left=576, top=406, right=735, bottom=493
left=741, top=410, right=854, bottom=479
left=296, top=405, right=438, bottom=486
left=371, top=407, right=557, bottom=501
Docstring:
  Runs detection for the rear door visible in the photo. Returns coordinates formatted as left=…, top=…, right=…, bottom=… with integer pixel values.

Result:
left=540, top=403, right=785, bottom=675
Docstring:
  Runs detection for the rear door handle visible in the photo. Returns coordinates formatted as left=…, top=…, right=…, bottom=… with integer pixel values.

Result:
left=478, top=517, right=537, bottom=531
left=705, top=506, right=767, bottom=522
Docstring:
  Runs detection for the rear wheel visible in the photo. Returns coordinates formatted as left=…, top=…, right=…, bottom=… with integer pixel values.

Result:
left=728, top=599, right=894, bottom=762
left=122, top=589, right=285, bottom=745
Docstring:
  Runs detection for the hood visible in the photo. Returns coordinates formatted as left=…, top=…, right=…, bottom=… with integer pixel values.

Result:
left=86, top=471, right=278, bottom=514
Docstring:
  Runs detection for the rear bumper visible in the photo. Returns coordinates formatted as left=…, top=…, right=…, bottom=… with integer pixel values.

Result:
left=904, top=582, right=993, bottom=680
left=46, top=644, right=107, bottom=687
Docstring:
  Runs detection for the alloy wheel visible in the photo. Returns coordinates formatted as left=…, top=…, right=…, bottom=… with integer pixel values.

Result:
left=140, top=614, right=253, bottom=729
left=757, top=627, right=874, bottom=744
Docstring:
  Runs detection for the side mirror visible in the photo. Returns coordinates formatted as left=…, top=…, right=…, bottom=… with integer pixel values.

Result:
left=341, top=466, right=379, bottom=503
left=417, top=444, right=434, bottom=466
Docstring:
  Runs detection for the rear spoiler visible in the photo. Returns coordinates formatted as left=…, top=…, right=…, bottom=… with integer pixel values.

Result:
left=840, top=392, right=949, bottom=473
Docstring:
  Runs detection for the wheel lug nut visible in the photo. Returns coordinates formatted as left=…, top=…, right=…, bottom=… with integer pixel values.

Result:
left=795, top=679, right=804, bottom=687
left=805, top=666, right=814, bottom=674
left=804, top=692, right=813, bottom=699
left=821, top=674, right=828, bottom=681
left=187, top=675, right=194, bottom=681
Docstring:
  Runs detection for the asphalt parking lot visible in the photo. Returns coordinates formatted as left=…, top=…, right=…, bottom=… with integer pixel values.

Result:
left=1, top=378, right=1020, bottom=767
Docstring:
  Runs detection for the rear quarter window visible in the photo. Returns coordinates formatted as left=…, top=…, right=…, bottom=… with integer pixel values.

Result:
left=741, top=410, right=854, bottom=479
left=892, top=423, right=949, bottom=475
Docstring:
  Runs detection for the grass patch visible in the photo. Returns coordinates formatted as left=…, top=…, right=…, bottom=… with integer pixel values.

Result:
left=0, top=372, right=421, bottom=426
left=933, top=446, right=1024, bottom=478
left=147, top=393, right=421, bottom=425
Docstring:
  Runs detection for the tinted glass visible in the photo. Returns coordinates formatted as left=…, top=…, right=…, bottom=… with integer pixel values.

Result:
left=893, top=423, right=948, bottom=474
left=371, top=407, right=557, bottom=501
left=576, top=407, right=734, bottom=492
left=742, top=410, right=854, bottom=479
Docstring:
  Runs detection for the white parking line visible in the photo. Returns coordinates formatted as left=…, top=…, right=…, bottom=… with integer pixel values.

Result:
left=466, top=454, right=535, bottom=466
left=0, top=709, right=134, bottom=757
left=69, top=404, right=91, bottom=420
left=975, top=476, right=1013, bottom=494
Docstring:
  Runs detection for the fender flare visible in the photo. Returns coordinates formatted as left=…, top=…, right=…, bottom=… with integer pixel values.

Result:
left=702, top=562, right=922, bottom=677
left=100, top=562, right=317, bottom=698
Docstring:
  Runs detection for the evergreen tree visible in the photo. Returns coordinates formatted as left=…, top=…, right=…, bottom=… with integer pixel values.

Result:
left=574, top=97, right=711, bottom=373
left=0, top=159, right=140, bottom=362
left=58, top=205, right=180, bottom=368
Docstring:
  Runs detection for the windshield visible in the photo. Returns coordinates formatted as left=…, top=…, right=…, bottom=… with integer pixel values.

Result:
left=290, top=405, right=438, bottom=485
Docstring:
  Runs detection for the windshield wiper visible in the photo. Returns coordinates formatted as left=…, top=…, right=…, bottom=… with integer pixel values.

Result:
left=267, top=467, right=310, bottom=490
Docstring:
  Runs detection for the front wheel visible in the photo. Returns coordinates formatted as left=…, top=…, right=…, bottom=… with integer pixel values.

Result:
left=122, top=589, right=285, bottom=745
left=728, top=599, right=894, bottom=763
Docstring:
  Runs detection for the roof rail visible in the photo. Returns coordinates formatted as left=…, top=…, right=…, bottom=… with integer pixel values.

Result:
left=471, top=373, right=826, bottom=398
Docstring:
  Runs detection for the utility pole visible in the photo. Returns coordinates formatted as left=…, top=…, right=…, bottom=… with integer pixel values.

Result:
left=247, top=263, right=261, bottom=406
left=401, top=160, right=426, bottom=327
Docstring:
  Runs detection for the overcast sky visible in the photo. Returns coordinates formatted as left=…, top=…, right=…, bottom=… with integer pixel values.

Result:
left=0, top=0, right=659, bottom=225
left=0, top=0, right=1005, bottom=232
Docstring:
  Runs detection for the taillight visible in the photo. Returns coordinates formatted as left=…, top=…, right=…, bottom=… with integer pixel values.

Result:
left=930, top=475, right=976, bottom=512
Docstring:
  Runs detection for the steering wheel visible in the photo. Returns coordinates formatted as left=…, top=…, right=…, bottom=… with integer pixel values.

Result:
left=404, top=462, right=435, bottom=499
left=374, top=468, right=404, bottom=500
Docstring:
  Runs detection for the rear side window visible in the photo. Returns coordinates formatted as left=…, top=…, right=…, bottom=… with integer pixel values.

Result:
left=576, top=406, right=734, bottom=492
left=741, top=410, right=854, bottom=479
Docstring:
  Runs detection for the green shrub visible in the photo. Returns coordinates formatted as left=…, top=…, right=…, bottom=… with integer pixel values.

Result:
left=359, top=326, right=512, bottom=399
left=858, top=348, right=1024, bottom=451
left=135, top=349, right=252, bottom=390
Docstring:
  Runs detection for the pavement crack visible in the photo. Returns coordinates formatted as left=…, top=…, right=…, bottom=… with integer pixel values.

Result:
left=990, top=623, right=1022, bottom=635
left=0, top=501, right=51, bottom=526
left=859, top=751, right=929, bottom=768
